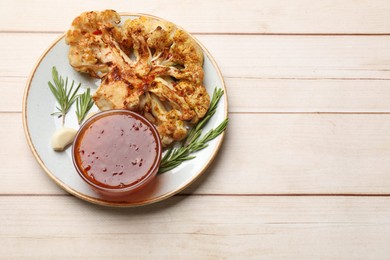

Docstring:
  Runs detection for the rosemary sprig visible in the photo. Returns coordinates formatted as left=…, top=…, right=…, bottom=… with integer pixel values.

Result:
left=185, top=88, right=225, bottom=146
left=75, top=88, right=94, bottom=124
left=158, top=88, right=228, bottom=174
left=48, top=66, right=81, bottom=125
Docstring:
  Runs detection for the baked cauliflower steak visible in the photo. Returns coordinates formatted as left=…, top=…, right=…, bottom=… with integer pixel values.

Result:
left=65, top=10, right=210, bottom=146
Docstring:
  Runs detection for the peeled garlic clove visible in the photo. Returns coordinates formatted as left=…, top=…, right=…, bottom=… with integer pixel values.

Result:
left=51, top=128, right=77, bottom=151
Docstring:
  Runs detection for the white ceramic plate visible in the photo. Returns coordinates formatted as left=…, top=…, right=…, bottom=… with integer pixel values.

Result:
left=22, top=13, right=227, bottom=207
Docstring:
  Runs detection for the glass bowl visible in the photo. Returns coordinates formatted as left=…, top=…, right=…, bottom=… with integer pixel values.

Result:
left=72, top=110, right=162, bottom=198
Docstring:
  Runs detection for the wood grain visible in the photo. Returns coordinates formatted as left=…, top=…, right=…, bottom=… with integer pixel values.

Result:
left=2, top=33, right=390, bottom=79
left=1, top=196, right=390, bottom=259
left=7, top=112, right=390, bottom=195
left=1, top=0, right=390, bottom=34
left=6, top=77, right=390, bottom=113
left=227, top=78, right=390, bottom=113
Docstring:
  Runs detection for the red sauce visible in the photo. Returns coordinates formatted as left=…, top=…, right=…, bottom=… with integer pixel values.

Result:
left=73, top=111, right=161, bottom=191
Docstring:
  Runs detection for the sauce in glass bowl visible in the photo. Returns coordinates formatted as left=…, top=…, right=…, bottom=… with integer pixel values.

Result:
left=72, top=110, right=162, bottom=197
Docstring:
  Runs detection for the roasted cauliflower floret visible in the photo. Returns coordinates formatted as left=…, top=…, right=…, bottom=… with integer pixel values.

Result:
left=65, top=10, right=131, bottom=78
left=65, top=10, right=210, bottom=146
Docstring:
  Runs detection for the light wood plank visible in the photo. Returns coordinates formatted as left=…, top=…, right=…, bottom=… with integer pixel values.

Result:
left=189, top=113, right=390, bottom=194
left=2, top=33, right=390, bottom=79
left=1, top=0, right=390, bottom=34
left=0, top=77, right=26, bottom=112
left=0, top=33, right=59, bottom=78
left=227, top=78, right=390, bottom=113
left=6, top=76, right=390, bottom=113
left=6, top=112, right=390, bottom=195
left=204, top=35, right=390, bottom=80
left=1, top=196, right=390, bottom=259
left=0, top=113, right=67, bottom=194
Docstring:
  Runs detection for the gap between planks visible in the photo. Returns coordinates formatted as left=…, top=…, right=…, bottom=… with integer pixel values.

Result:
left=3, top=193, right=390, bottom=197
left=7, top=111, right=390, bottom=115
left=2, top=30, right=390, bottom=36
left=6, top=75, right=390, bottom=80
left=227, top=76, right=390, bottom=81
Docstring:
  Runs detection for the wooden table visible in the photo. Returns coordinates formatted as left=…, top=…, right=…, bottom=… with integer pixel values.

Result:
left=2, top=1, right=390, bottom=258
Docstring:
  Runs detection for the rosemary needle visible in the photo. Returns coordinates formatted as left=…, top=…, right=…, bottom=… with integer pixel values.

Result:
left=75, top=88, right=94, bottom=125
left=158, top=88, right=228, bottom=174
left=48, top=66, right=81, bottom=125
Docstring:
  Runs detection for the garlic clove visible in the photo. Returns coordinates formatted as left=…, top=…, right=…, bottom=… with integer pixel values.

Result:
left=51, top=128, right=78, bottom=151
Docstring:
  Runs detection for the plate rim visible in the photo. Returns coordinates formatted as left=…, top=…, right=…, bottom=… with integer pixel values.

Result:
left=22, top=12, right=228, bottom=207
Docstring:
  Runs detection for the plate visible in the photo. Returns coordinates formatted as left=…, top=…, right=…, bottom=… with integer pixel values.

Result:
left=22, top=13, right=228, bottom=207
